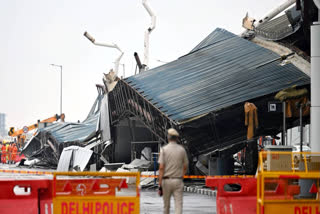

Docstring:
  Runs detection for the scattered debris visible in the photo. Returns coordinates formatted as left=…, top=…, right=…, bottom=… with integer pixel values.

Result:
left=122, top=159, right=151, bottom=171
left=141, top=147, right=152, bottom=161
left=21, top=85, right=112, bottom=169
left=57, top=146, right=93, bottom=172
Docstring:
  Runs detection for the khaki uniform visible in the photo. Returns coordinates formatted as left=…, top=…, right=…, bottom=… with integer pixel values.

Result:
left=159, top=141, right=188, bottom=214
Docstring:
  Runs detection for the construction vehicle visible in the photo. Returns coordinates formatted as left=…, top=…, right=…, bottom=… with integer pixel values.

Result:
left=8, top=114, right=65, bottom=148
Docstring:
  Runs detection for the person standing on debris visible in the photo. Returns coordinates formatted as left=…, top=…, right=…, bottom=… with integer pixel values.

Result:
left=158, top=128, right=188, bottom=214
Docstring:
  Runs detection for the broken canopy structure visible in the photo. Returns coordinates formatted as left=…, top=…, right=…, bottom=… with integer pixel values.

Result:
left=245, top=2, right=319, bottom=58
left=22, top=86, right=110, bottom=167
left=108, top=28, right=310, bottom=157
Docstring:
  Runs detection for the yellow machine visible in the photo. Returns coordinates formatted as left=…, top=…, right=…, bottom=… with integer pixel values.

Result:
left=8, top=114, right=65, bottom=148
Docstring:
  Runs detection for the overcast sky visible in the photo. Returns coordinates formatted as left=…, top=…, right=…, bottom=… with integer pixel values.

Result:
left=0, top=0, right=281, bottom=130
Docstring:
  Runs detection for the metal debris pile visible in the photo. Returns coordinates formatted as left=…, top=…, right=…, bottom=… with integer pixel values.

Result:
left=21, top=86, right=112, bottom=169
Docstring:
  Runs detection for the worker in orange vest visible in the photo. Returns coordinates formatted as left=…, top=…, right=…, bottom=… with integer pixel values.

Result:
left=11, top=143, right=17, bottom=164
left=0, top=142, right=2, bottom=163
left=5, top=143, right=9, bottom=164
left=7, top=142, right=13, bottom=164
left=2, top=142, right=7, bottom=164
left=1, top=144, right=4, bottom=163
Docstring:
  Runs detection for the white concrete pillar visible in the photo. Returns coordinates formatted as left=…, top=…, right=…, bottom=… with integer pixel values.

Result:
left=311, top=22, right=320, bottom=152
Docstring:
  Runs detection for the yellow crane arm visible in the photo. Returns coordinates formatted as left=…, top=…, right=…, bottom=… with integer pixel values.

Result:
left=8, top=113, right=65, bottom=137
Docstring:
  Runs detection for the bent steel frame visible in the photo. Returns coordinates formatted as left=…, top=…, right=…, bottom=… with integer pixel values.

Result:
left=109, top=80, right=181, bottom=144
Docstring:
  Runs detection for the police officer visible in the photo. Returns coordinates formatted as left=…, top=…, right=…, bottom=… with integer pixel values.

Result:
left=158, top=128, right=188, bottom=214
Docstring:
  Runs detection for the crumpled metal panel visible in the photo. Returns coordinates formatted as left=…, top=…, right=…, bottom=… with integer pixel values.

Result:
left=125, top=28, right=310, bottom=123
left=56, top=149, right=73, bottom=171
left=99, top=94, right=111, bottom=142
left=57, top=146, right=93, bottom=171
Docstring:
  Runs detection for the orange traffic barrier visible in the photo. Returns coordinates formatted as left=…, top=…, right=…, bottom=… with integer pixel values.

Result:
left=53, top=172, right=140, bottom=214
left=0, top=179, right=52, bottom=214
left=0, top=172, right=140, bottom=214
left=206, top=176, right=257, bottom=214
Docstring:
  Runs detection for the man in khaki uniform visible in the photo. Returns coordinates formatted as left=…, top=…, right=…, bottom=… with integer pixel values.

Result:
left=158, top=128, right=188, bottom=214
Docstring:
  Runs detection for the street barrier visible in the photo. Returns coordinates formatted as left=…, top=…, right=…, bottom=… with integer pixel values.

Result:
left=206, top=176, right=256, bottom=214
left=0, top=179, right=52, bottom=214
left=206, top=152, right=320, bottom=214
left=0, top=171, right=140, bottom=214
left=53, top=172, right=140, bottom=214
left=257, top=151, right=320, bottom=214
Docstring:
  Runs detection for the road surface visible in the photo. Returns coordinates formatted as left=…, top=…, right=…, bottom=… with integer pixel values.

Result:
left=141, top=190, right=216, bottom=214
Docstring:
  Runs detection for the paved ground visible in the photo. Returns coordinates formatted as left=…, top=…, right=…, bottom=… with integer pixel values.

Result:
left=141, top=190, right=216, bottom=214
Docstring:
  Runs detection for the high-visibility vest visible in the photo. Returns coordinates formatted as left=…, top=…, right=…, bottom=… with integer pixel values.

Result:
left=1, top=145, right=5, bottom=154
left=12, top=146, right=17, bottom=156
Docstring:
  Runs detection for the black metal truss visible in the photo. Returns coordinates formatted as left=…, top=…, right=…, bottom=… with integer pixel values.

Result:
left=109, top=80, right=181, bottom=144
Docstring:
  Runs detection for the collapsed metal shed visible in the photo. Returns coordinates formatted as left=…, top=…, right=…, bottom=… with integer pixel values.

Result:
left=108, top=28, right=310, bottom=157
left=22, top=86, right=107, bottom=166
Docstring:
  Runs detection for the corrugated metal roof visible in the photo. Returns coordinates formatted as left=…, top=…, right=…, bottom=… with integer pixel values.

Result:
left=35, top=93, right=103, bottom=144
left=189, top=28, right=234, bottom=53
left=38, top=120, right=98, bottom=143
left=125, top=28, right=309, bottom=123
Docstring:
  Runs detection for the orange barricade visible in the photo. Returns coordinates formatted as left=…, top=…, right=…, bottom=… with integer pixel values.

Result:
left=53, top=172, right=140, bottom=214
left=206, top=176, right=257, bottom=214
left=0, top=171, right=139, bottom=214
left=0, top=179, right=52, bottom=214
left=206, top=152, right=320, bottom=214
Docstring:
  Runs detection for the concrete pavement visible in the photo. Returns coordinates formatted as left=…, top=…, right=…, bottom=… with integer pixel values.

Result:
left=141, top=190, right=216, bottom=214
